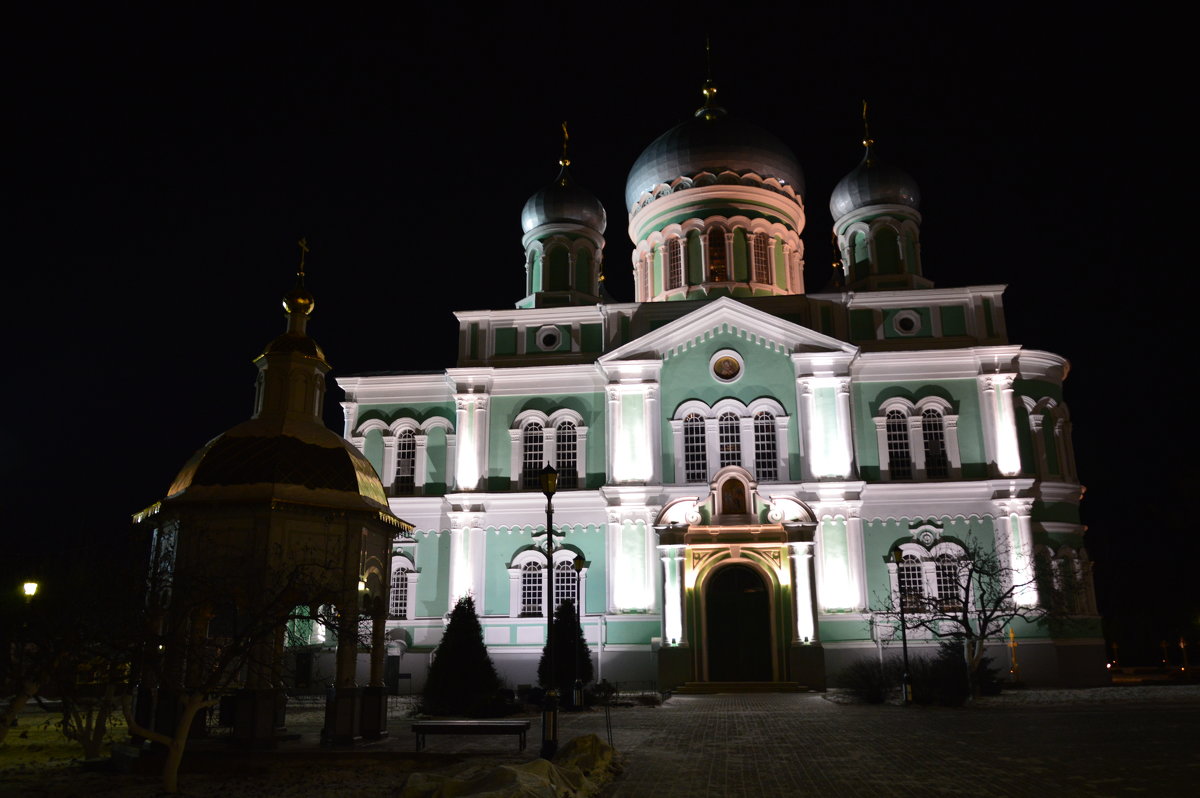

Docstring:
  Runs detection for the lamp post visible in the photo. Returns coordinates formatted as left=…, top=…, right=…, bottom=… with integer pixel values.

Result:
left=537, top=463, right=559, bottom=759
left=890, top=551, right=912, bottom=705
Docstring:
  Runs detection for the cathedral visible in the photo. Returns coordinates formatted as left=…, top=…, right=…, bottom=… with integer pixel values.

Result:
left=302, top=84, right=1102, bottom=691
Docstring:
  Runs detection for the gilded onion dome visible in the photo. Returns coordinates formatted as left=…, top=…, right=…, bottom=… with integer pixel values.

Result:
left=164, top=271, right=393, bottom=515
left=829, top=141, right=920, bottom=219
left=625, top=92, right=804, bottom=213
left=521, top=160, right=607, bottom=234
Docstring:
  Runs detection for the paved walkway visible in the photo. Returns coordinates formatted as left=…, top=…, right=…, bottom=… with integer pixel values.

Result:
left=543, top=692, right=1199, bottom=797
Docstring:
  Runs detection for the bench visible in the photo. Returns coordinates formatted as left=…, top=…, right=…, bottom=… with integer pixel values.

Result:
left=411, top=719, right=532, bottom=752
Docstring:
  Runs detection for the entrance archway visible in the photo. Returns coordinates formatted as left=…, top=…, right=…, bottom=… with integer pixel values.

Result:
left=705, top=563, right=772, bottom=681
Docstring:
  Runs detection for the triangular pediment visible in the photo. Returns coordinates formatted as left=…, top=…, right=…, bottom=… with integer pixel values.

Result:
left=598, top=297, right=858, bottom=364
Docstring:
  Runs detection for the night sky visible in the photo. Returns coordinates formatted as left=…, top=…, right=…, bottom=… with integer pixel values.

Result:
left=6, top=5, right=1191, bottom=660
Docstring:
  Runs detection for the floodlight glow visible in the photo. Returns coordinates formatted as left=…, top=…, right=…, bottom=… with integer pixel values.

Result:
left=22, top=582, right=38, bottom=597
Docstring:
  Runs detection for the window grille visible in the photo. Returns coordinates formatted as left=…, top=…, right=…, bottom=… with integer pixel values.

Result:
left=718, top=412, right=741, bottom=468
left=922, top=409, right=949, bottom=478
left=395, top=429, right=416, bottom=494
left=683, top=413, right=708, bottom=483
left=708, top=228, right=727, bottom=281
left=753, top=411, right=778, bottom=481
left=935, top=554, right=962, bottom=611
left=521, top=561, right=543, bottom=616
left=556, top=421, right=578, bottom=489
left=522, top=422, right=544, bottom=489
left=886, top=410, right=912, bottom=479
left=752, top=232, right=771, bottom=283
left=389, top=567, right=410, bottom=618
left=553, top=559, right=578, bottom=612
left=898, top=554, right=924, bottom=611
left=666, top=238, right=683, bottom=290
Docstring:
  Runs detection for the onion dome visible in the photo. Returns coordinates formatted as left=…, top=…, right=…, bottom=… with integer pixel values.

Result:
left=521, top=160, right=607, bottom=234
left=625, top=86, right=804, bottom=212
left=162, top=269, right=393, bottom=516
left=829, top=142, right=920, bottom=219
left=164, top=419, right=391, bottom=513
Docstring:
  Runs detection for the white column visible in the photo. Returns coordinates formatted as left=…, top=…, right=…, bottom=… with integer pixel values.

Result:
left=414, top=435, right=428, bottom=490
left=796, top=378, right=816, bottom=480
left=981, top=374, right=1021, bottom=476
left=846, top=511, right=866, bottom=611
left=454, top=395, right=489, bottom=491
left=609, top=384, right=656, bottom=484
left=774, top=416, right=790, bottom=480
left=605, top=388, right=620, bottom=483
left=646, top=385, right=662, bottom=484
left=576, top=427, right=590, bottom=487
left=403, top=570, right=419, bottom=621
left=340, top=401, right=358, bottom=439
left=832, top=378, right=854, bottom=478
left=704, top=417, right=720, bottom=477
left=381, top=436, right=398, bottom=489
left=738, top=416, right=755, bottom=473
left=1009, top=506, right=1037, bottom=607
left=790, top=543, right=816, bottom=643
left=1029, top=415, right=1048, bottom=477
left=507, top=568, right=521, bottom=618
left=659, top=545, right=684, bottom=645
left=508, top=429, right=522, bottom=489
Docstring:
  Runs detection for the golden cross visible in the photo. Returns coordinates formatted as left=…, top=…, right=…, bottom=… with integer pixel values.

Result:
left=297, top=237, right=309, bottom=278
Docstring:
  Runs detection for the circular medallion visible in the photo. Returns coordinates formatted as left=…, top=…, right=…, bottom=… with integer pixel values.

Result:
left=713, top=355, right=741, bottom=381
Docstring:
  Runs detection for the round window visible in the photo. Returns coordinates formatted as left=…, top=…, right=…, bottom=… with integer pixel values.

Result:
left=536, top=325, right=562, bottom=352
left=892, top=311, right=921, bottom=336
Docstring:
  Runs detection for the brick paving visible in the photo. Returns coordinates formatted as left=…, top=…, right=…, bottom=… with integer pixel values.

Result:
left=532, top=693, right=1200, bottom=797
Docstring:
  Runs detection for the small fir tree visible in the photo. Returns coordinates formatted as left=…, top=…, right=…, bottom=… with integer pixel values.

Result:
left=422, top=595, right=501, bottom=716
left=537, top=600, right=593, bottom=705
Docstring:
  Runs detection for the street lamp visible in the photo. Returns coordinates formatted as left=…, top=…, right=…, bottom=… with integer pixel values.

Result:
left=22, top=581, right=38, bottom=601
left=889, top=551, right=912, bottom=705
left=537, top=463, right=559, bottom=759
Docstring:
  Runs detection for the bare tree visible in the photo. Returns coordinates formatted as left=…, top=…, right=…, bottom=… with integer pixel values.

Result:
left=122, top=536, right=360, bottom=794
left=877, top=536, right=1074, bottom=696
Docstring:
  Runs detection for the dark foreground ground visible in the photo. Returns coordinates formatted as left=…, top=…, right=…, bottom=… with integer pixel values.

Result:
left=2, top=686, right=1198, bottom=796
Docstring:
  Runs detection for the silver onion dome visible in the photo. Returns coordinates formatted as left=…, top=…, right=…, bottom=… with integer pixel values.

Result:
left=625, top=105, right=804, bottom=212
left=521, top=162, right=607, bottom=234
left=829, top=144, right=920, bottom=219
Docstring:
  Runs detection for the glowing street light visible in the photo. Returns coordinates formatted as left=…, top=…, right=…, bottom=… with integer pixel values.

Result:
left=536, top=463, right=560, bottom=759
left=22, top=581, right=38, bottom=602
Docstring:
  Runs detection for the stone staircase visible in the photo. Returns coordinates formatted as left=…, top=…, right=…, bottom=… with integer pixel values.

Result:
left=672, top=681, right=806, bottom=694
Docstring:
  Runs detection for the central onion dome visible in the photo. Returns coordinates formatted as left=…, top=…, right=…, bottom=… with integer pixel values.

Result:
left=829, top=142, right=920, bottom=219
left=521, top=161, right=607, bottom=234
left=625, top=99, right=804, bottom=213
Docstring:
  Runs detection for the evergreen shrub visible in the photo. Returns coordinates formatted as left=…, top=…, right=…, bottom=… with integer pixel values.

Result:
left=421, top=596, right=504, bottom=717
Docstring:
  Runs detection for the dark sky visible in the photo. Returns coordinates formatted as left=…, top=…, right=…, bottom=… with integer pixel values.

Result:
left=5, top=5, right=1191, bottom=656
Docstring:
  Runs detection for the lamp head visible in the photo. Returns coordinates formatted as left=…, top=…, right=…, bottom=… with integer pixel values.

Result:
left=540, top=463, right=558, bottom=497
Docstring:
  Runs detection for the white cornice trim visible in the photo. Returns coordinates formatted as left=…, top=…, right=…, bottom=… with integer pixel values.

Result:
left=599, top=296, right=858, bottom=366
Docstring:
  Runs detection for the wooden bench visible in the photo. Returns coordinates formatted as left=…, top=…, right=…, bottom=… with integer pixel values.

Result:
left=411, top=719, right=532, bottom=752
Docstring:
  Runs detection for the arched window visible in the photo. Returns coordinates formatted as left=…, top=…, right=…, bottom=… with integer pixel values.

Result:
left=395, top=429, right=416, bottom=494
left=753, top=411, right=778, bottom=482
left=522, top=422, right=544, bottom=489
left=718, top=412, right=741, bottom=468
left=666, top=238, right=683, bottom=290
left=708, top=228, right=728, bottom=282
left=935, top=554, right=962, bottom=611
left=553, top=559, right=579, bottom=612
left=752, top=232, right=771, bottom=283
left=886, top=410, right=912, bottom=480
left=556, top=421, right=578, bottom=489
left=898, top=554, right=924, bottom=611
left=521, top=561, right=543, bottom=616
left=390, top=566, right=411, bottom=619
left=922, top=409, right=949, bottom=478
left=683, top=413, right=707, bottom=483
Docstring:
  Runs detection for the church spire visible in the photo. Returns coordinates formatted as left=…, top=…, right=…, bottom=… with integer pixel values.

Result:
left=253, top=240, right=330, bottom=422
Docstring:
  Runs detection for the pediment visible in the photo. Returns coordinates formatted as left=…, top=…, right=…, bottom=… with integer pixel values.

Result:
left=598, top=297, right=858, bottom=366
